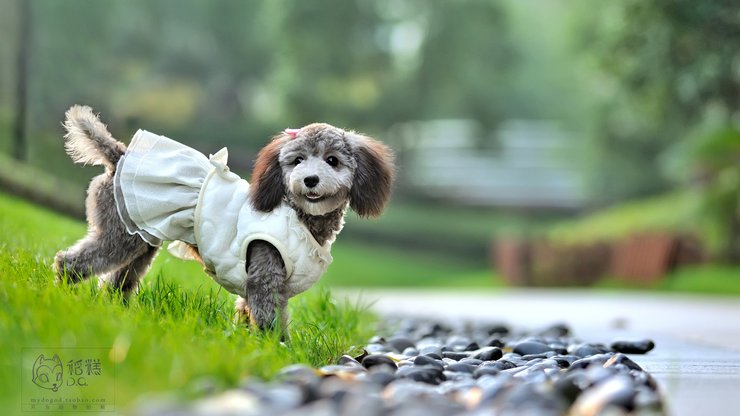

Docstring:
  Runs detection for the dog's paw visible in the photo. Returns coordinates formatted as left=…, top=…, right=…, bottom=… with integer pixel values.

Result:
left=233, top=296, right=290, bottom=342
left=52, top=251, right=78, bottom=283
left=233, top=296, right=251, bottom=325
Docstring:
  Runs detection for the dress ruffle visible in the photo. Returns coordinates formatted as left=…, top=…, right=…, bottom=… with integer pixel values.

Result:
left=113, top=130, right=219, bottom=246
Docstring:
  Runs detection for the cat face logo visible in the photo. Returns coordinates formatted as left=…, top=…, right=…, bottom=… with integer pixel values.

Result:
left=32, top=354, right=63, bottom=392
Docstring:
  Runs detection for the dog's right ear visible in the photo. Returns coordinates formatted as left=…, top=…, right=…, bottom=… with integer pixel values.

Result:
left=250, top=135, right=286, bottom=212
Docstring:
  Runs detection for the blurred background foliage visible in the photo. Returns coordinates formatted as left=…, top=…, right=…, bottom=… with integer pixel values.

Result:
left=0, top=0, right=738, bottom=287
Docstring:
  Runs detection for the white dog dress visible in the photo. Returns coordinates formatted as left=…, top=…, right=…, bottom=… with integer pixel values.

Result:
left=113, top=130, right=334, bottom=297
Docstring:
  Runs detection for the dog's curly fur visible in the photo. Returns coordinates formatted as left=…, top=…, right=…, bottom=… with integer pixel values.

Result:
left=54, top=105, right=394, bottom=335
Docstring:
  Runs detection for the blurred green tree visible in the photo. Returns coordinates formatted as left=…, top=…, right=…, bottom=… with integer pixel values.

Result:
left=412, top=0, right=516, bottom=132
left=665, top=126, right=740, bottom=263
left=0, top=0, right=593, bottom=194
left=577, top=0, right=740, bottom=202
left=12, top=0, right=31, bottom=161
left=265, top=0, right=393, bottom=130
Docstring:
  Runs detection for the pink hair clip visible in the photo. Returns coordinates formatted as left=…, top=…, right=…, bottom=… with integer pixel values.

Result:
left=284, top=128, right=301, bottom=138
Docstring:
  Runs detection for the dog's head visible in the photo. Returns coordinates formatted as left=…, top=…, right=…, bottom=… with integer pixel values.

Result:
left=250, top=123, right=394, bottom=218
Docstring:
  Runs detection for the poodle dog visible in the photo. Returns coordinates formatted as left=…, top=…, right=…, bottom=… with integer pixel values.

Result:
left=54, top=105, right=394, bottom=333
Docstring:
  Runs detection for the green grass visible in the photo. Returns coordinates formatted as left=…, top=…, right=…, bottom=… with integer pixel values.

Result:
left=0, top=191, right=376, bottom=412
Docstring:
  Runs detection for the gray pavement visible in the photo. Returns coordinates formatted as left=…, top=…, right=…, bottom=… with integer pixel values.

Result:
left=337, top=289, right=740, bottom=416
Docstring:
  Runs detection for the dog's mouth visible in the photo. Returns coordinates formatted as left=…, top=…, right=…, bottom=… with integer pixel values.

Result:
left=304, top=191, right=327, bottom=203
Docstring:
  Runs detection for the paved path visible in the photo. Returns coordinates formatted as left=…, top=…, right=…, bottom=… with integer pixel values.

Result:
left=337, top=289, right=740, bottom=416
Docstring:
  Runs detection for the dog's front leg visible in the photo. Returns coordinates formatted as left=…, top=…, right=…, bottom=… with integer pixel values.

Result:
left=237, top=241, right=290, bottom=338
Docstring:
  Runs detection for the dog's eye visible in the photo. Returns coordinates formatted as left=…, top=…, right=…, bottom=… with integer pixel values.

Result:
left=326, top=156, right=339, bottom=167
left=292, top=157, right=304, bottom=165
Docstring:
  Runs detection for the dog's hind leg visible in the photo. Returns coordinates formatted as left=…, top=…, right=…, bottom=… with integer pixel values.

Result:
left=54, top=236, right=101, bottom=283
left=99, top=245, right=159, bottom=295
left=54, top=232, right=150, bottom=284
left=54, top=175, right=151, bottom=283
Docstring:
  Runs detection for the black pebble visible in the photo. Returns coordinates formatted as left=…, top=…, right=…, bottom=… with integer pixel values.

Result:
left=402, top=367, right=446, bottom=385
left=513, top=341, right=552, bottom=356
left=337, top=355, right=361, bottom=366
left=575, top=374, right=637, bottom=412
left=361, top=354, right=397, bottom=371
left=552, top=357, right=572, bottom=369
left=388, top=336, right=416, bottom=353
left=403, top=348, right=420, bottom=357
left=484, top=336, right=505, bottom=348
left=480, top=359, right=518, bottom=371
left=538, top=323, right=571, bottom=337
left=610, top=339, right=655, bottom=354
left=369, top=336, right=386, bottom=344
left=570, top=343, right=610, bottom=357
left=553, top=371, right=586, bottom=404
left=413, top=355, right=444, bottom=371
left=521, top=352, right=554, bottom=361
left=474, top=347, right=503, bottom=362
left=459, top=358, right=483, bottom=366
left=604, top=353, right=643, bottom=371
left=442, top=351, right=470, bottom=361
left=568, top=353, right=614, bottom=371
left=631, top=369, right=659, bottom=391
left=484, top=324, right=510, bottom=335
left=549, top=344, right=569, bottom=355
left=446, top=363, right=477, bottom=374
left=368, top=369, right=396, bottom=386
left=496, top=360, right=519, bottom=370
left=464, top=342, right=481, bottom=351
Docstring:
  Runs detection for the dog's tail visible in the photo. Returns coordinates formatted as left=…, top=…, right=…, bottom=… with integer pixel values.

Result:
left=62, top=105, right=126, bottom=172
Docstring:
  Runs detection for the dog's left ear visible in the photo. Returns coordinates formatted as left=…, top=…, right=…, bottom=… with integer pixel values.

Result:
left=250, top=135, right=287, bottom=212
left=347, top=133, right=395, bottom=218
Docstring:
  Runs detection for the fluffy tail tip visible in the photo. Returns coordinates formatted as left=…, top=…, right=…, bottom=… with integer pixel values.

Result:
left=62, top=105, right=124, bottom=169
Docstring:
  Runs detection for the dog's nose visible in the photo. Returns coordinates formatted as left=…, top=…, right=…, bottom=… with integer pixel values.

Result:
left=304, top=175, right=320, bottom=188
